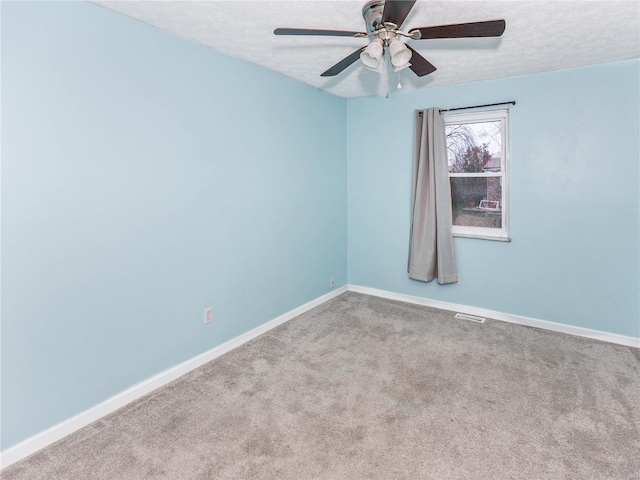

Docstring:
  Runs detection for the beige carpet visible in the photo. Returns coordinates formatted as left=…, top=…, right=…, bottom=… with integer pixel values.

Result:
left=4, top=292, right=639, bottom=479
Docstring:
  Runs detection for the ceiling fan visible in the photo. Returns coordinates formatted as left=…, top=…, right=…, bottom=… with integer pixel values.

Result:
left=274, top=0, right=505, bottom=78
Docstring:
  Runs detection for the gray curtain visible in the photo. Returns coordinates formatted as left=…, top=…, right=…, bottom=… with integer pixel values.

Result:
left=408, top=107, right=458, bottom=284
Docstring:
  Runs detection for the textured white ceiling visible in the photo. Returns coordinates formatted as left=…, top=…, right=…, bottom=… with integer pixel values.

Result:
left=94, top=1, right=640, bottom=98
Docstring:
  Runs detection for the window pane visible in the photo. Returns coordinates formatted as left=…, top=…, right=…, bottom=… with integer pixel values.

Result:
left=446, top=121, right=502, bottom=173
left=451, top=177, right=502, bottom=229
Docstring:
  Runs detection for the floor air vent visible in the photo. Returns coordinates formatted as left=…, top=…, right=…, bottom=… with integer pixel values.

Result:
left=455, top=313, right=486, bottom=324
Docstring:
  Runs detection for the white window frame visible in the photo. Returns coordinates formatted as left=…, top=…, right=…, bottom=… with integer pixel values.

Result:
left=444, top=109, right=510, bottom=241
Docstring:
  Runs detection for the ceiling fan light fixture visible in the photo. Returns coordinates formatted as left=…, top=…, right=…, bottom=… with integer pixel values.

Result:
left=360, top=38, right=384, bottom=69
left=388, top=37, right=412, bottom=68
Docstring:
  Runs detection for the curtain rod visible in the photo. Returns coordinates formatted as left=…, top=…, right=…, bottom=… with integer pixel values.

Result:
left=418, top=101, right=516, bottom=116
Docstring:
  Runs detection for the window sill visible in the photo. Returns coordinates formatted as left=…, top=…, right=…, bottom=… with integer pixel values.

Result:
left=453, top=233, right=512, bottom=242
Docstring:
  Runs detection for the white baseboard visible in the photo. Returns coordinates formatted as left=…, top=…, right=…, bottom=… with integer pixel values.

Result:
left=348, top=285, right=640, bottom=349
left=0, top=285, right=348, bottom=470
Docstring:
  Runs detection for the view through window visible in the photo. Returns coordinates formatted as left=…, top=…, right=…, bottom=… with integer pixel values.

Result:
left=444, top=109, right=509, bottom=240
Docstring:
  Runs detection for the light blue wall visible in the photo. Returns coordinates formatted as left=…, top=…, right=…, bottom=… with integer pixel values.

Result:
left=348, top=60, right=640, bottom=338
left=1, top=2, right=347, bottom=449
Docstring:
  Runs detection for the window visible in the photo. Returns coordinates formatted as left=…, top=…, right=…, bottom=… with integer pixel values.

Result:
left=444, top=109, right=509, bottom=241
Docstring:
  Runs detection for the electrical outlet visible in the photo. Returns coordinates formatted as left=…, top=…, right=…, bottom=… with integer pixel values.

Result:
left=204, top=307, right=213, bottom=325
left=330, top=277, right=335, bottom=289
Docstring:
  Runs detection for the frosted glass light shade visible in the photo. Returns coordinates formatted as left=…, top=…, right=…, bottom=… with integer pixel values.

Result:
left=360, top=39, right=384, bottom=69
left=393, top=62, right=411, bottom=73
left=389, top=38, right=412, bottom=67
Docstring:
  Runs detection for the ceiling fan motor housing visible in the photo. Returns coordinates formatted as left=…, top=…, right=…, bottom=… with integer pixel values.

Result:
left=362, top=0, right=385, bottom=33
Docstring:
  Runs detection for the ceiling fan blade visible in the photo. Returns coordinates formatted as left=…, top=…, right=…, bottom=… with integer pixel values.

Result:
left=406, top=45, right=437, bottom=77
left=321, top=47, right=366, bottom=77
left=410, top=20, right=506, bottom=39
left=381, top=0, right=417, bottom=27
left=274, top=28, right=367, bottom=37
